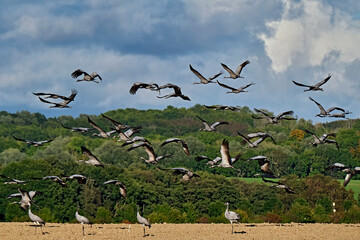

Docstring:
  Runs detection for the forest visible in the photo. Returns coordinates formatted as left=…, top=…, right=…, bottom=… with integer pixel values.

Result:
left=0, top=104, right=360, bottom=224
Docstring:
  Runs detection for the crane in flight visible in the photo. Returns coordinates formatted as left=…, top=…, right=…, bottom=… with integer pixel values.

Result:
left=189, top=64, right=222, bottom=84
left=71, top=69, right=102, bottom=83
left=221, top=60, right=250, bottom=79
left=292, top=74, right=331, bottom=91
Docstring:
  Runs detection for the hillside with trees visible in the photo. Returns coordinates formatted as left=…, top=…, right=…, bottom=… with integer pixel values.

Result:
left=0, top=105, right=360, bottom=224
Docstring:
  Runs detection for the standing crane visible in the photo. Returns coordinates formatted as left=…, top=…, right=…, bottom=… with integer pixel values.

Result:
left=28, top=204, right=45, bottom=234
left=75, top=207, right=91, bottom=236
left=224, top=202, right=240, bottom=234
left=136, top=205, right=151, bottom=237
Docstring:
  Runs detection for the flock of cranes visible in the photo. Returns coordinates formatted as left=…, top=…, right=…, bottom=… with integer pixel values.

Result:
left=2, top=59, right=359, bottom=237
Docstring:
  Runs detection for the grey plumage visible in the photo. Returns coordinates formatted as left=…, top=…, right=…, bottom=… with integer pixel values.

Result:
left=262, top=177, right=295, bottom=194
left=195, top=156, right=222, bottom=166
left=33, top=175, right=67, bottom=187
left=327, top=163, right=360, bottom=187
left=87, top=116, right=117, bottom=138
left=129, top=82, right=160, bottom=95
left=0, top=175, right=27, bottom=184
left=136, top=205, right=151, bottom=237
left=292, top=74, right=331, bottom=91
left=197, top=116, right=229, bottom=131
left=72, top=69, right=102, bottom=83
left=10, top=188, right=41, bottom=210
left=189, top=64, right=222, bottom=84
left=75, top=207, right=91, bottom=236
left=62, top=174, right=87, bottom=184
left=160, top=138, right=190, bottom=156
left=221, top=60, right=250, bottom=79
left=305, top=129, right=339, bottom=150
left=28, top=205, right=45, bottom=234
left=157, top=83, right=190, bottom=101
left=121, top=136, right=151, bottom=147
left=158, top=167, right=200, bottom=181
left=217, top=80, right=255, bottom=94
left=203, top=105, right=241, bottom=111
left=116, top=127, right=142, bottom=141
left=210, top=139, right=241, bottom=171
left=224, top=202, right=240, bottom=234
left=13, top=136, right=53, bottom=147
left=309, top=97, right=350, bottom=118
left=61, top=123, right=93, bottom=133
left=252, top=109, right=296, bottom=124
left=101, top=113, right=131, bottom=131
left=102, top=180, right=127, bottom=199
left=37, top=89, right=77, bottom=108
left=78, top=146, right=104, bottom=167
left=246, top=155, right=277, bottom=178
left=237, top=131, right=276, bottom=148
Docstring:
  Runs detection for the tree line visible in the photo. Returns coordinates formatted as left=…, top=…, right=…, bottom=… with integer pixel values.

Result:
left=0, top=105, right=359, bottom=223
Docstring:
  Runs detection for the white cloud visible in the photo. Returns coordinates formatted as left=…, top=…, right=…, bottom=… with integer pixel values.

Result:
left=259, top=0, right=360, bottom=73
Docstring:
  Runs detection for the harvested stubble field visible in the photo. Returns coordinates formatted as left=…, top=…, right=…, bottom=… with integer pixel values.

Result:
left=0, top=222, right=359, bottom=240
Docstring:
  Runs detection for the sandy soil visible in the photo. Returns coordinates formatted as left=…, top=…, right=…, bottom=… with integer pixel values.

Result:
left=0, top=222, right=359, bottom=240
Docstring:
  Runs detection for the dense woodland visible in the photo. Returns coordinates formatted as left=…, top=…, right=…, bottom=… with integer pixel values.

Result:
left=1, top=105, right=360, bottom=224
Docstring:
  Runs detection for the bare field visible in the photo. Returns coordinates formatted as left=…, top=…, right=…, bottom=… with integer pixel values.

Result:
left=0, top=222, right=359, bottom=240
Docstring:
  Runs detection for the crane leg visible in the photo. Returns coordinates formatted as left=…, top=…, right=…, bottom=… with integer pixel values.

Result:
left=40, top=225, right=44, bottom=235
left=143, top=226, right=146, bottom=237
left=82, top=223, right=85, bottom=236
left=231, top=223, right=234, bottom=234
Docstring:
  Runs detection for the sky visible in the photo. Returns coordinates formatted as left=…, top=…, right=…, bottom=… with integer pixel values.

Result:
left=1, top=0, right=360, bottom=123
